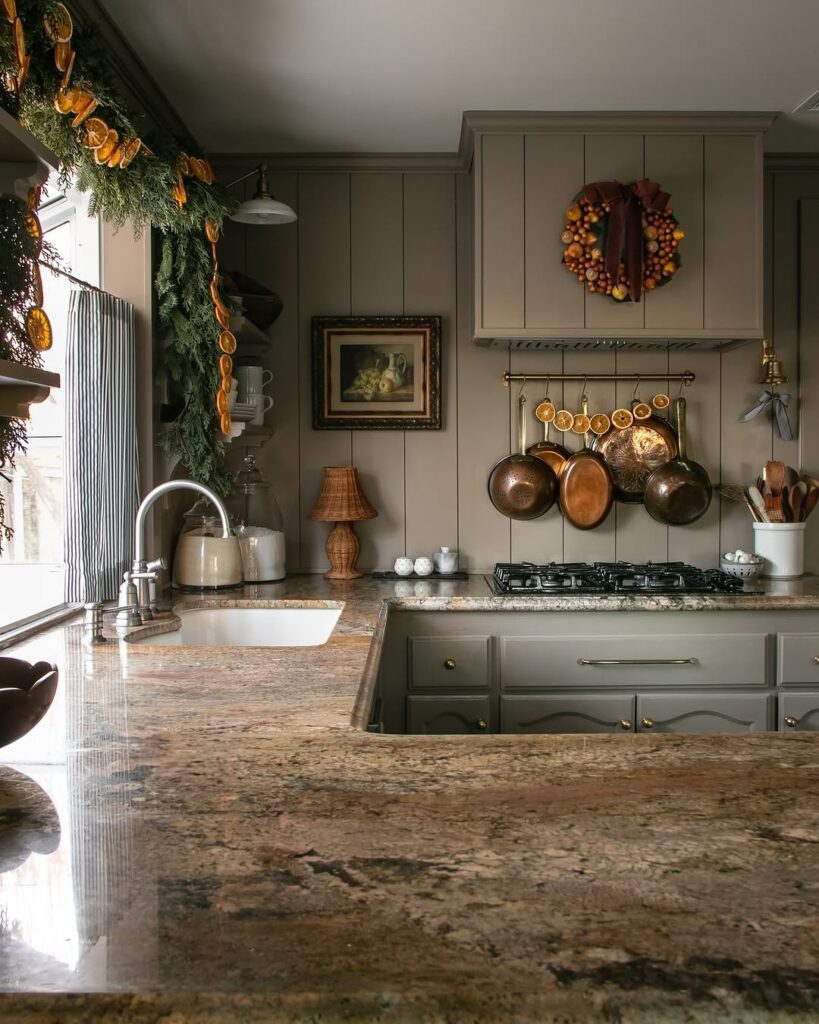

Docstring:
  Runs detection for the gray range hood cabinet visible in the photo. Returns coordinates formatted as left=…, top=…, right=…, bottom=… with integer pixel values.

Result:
left=463, top=112, right=776, bottom=351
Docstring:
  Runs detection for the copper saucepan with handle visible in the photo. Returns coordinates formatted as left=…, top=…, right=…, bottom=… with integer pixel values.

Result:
left=559, top=394, right=613, bottom=530
left=527, top=388, right=570, bottom=478
left=489, top=394, right=558, bottom=520
left=643, top=396, right=712, bottom=525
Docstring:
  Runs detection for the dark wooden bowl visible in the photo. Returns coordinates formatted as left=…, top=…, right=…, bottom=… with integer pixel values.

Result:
left=0, top=657, right=59, bottom=748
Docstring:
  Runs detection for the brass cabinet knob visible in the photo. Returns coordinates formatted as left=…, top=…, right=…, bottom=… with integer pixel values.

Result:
left=474, top=718, right=488, bottom=731
left=813, top=656, right=819, bottom=665
left=784, top=716, right=798, bottom=728
left=618, top=719, right=632, bottom=731
left=444, top=658, right=456, bottom=670
left=641, top=717, right=655, bottom=730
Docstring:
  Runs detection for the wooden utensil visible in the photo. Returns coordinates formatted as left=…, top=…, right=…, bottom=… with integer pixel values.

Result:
left=789, top=481, right=805, bottom=523
left=765, top=460, right=785, bottom=497
left=747, top=485, right=769, bottom=523
left=643, top=396, right=712, bottom=525
left=488, top=395, right=558, bottom=521
left=559, top=396, right=614, bottom=530
left=781, top=485, right=792, bottom=522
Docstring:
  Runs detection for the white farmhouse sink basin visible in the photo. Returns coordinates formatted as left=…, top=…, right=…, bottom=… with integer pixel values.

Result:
left=131, top=605, right=342, bottom=647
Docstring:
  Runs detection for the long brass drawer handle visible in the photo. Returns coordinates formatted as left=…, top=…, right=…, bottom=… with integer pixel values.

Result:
left=577, top=657, right=696, bottom=666
left=784, top=716, right=798, bottom=728
left=444, top=658, right=457, bottom=670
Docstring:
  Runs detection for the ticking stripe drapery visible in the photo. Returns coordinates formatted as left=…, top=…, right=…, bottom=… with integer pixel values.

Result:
left=64, top=289, right=139, bottom=603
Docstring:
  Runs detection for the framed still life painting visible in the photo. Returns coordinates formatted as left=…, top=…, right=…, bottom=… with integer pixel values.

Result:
left=312, top=315, right=441, bottom=429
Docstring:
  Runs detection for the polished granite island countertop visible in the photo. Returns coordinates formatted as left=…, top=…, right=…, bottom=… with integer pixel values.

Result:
left=0, top=575, right=818, bottom=1023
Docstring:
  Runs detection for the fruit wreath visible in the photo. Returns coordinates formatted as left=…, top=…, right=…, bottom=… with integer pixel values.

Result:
left=561, top=180, right=684, bottom=302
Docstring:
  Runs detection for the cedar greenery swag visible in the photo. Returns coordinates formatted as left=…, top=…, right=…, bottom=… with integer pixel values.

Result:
left=0, top=0, right=236, bottom=530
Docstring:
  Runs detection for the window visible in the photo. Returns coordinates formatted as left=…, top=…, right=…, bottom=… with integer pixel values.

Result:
left=0, top=181, right=99, bottom=631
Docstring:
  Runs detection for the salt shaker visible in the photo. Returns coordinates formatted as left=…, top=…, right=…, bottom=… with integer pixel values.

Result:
left=394, top=557, right=414, bottom=577
left=413, top=556, right=434, bottom=577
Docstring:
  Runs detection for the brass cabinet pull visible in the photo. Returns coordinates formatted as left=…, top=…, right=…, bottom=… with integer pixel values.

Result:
left=784, top=716, right=798, bottom=728
left=474, top=718, right=488, bottom=731
left=444, top=658, right=456, bottom=670
left=618, top=719, right=632, bottom=731
left=578, top=657, right=696, bottom=666
left=641, top=717, right=655, bottom=729
left=813, top=657, right=819, bottom=665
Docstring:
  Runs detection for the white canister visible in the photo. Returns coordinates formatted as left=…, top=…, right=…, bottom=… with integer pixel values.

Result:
left=413, top=556, right=434, bottom=577
left=434, top=547, right=458, bottom=574
left=752, top=522, right=806, bottom=579
left=394, top=557, right=414, bottom=577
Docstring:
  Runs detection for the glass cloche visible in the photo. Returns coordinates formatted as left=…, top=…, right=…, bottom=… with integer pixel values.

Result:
left=227, top=454, right=285, bottom=582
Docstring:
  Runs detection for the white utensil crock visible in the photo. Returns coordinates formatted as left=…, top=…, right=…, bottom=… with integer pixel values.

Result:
left=752, top=522, right=805, bottom=579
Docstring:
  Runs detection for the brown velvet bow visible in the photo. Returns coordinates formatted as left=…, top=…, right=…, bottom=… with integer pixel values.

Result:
left=582, top=180, right=670, bottom=302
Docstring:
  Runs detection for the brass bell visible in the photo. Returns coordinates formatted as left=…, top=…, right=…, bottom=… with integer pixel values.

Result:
left=759, top=338, right=788, bottom=386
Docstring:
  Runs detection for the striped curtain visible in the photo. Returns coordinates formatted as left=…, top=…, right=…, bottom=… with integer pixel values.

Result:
left=64, top=290, right=139, bottom=603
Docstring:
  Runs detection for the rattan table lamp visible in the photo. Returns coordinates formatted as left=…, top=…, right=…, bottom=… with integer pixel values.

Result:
left=309, top=466, right=378, bottom=579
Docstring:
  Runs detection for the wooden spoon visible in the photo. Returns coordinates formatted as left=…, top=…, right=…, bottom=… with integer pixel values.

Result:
left=789, top=481, right=806, bottom=523
left=765, top=460, right=785, bottom=497
left=747, top=485, right=769, bottom=522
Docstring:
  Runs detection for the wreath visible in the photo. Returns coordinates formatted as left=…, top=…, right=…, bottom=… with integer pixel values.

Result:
left=560, top=180, right=683, bottom=302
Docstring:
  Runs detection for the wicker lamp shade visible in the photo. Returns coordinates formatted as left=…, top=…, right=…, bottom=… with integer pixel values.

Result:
left=309, top=467, right=377, bottom=579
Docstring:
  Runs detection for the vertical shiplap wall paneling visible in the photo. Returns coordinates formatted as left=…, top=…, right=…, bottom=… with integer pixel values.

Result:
left=800, top=200, right=819, bottom=572
left=244, top=175, right=302, bottom=572
left=403, top=174, right=459, bottom=559
left=349, top=174, right=406, bottom=569
left=459, top=171, right=511, bottom=570
left=481, top=135, right=525, bottom=329
left=298, top=174, right=353, bottom=571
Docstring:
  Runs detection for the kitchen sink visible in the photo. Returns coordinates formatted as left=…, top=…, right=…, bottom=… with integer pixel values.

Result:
left=128, top=604, right=342, bottom=648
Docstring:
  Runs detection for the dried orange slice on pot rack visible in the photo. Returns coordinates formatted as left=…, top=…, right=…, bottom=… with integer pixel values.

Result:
left=651, top=392, right=671, bottom=411
left=611, top=408, right=634, bottom=430
left=589, top=412, right=611, bottom=435
left=554, top=409, right=574, bottom=432
left=633, top=402, right=652, bottom=421
left=534, top=399, right=556, bottom=423
left=572, top=412, right=591, bottom=434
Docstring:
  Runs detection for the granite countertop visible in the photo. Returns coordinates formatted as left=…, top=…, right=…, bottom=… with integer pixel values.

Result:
left=1, top=574, right=818, bottom=1023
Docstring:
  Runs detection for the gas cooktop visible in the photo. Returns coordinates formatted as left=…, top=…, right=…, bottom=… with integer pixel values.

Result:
left=491, top=561, right=757, bottom=595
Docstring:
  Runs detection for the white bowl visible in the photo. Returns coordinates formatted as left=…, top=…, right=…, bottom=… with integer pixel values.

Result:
left=720, top=557, right=764, bottom=580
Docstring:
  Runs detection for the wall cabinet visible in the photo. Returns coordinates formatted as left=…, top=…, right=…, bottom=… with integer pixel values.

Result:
left=376, top=610, right=819, bottom=736
left=467, top=113, right=773, bottom=345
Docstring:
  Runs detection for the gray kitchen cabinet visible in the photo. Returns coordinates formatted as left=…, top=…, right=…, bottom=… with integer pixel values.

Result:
left=777, top=633, right=819, bottom=685
left=407, top=696, right=491, bottom=735
left=501, top=695, right=635, bottom=734
left=779, top=693, right=819, bottom=732
left=636, top=693, right=772, bottom=733
left=468, top=113, right=772, bottom=344
left=408, top=635, right=491, bottom=689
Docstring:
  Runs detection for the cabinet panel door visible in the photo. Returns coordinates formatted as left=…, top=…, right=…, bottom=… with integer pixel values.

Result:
left=501, top=695, right=635, bottom=734
left=501, top=633, right=767, bottom=689
left=636, top=693, right=771, bottom=733
left=777, top=633, right=819, bottom=685
left=480, top=134, right=525, bottom=329
left=409, top=636, right=491, bottom=689
left=779, top=692, right=819, bottom=732
left=407, top=696, right=491, bottom=735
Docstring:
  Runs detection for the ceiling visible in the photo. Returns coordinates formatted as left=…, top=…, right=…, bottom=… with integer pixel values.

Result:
left=99, top=0, right=819, bottom=155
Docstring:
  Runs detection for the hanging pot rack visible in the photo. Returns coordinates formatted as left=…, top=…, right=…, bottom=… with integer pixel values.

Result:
left=502, top=370, right=695, bottom=387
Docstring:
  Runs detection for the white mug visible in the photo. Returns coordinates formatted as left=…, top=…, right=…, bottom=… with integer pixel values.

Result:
left=237, top=365, right=273, bottom=402
left=250, top=394, right=274, bottom=426
left=227, top=376, right=238, bottom=412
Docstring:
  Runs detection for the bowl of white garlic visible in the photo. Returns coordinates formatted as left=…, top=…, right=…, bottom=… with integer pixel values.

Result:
left=720, top=549, right=765, bottom=579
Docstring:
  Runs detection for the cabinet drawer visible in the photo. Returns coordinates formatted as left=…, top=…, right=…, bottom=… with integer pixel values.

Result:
left=636, top=693, right=771, bottom=733
left=407, top=696, right=491, bottom=735
left=779, top=692, right=819, bottom=731
left=409, top=636, right=490, bottom=689
left=501, top=633, right=767, bottom=689
left=501, top=695, right=635, bottom=734
left=777, top=634, right=819, bottom=685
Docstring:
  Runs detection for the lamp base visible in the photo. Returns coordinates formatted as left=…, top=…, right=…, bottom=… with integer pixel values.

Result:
left=324, top=520, right=362, bottom=579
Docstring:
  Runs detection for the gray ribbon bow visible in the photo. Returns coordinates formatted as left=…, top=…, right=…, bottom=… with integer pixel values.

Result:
left=742, top=389, right=792, bottom=441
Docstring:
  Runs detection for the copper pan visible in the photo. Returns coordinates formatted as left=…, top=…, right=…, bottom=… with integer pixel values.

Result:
left=559, top=397, right=613, bottom=530
left=591, top=405, right=678, bottom=503
left=489, top=395, right=558, bottom=520
left=526, top=395, right=570, bottom=478
left=643, top=396, right=712, bottom=525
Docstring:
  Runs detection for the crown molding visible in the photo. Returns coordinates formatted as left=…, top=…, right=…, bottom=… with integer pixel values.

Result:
left=210, top=152, right=465, bottom=175
left=765, top=152, right=819, bottom=173
left=68, top=0, right=198, bottom=149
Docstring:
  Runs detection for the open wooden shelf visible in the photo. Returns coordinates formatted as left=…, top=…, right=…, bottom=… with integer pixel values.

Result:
left=0, top=359, right=60, bottom=418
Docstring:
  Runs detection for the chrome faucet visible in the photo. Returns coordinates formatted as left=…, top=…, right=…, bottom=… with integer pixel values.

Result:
left=116, top=480, right=232, bottom=632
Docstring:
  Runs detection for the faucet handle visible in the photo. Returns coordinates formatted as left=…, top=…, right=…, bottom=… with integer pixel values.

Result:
left=146, top=557, right=167, bottom=574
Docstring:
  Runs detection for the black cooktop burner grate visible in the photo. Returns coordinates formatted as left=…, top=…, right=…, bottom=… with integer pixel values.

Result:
left=492, top=561, right=749, bottom=595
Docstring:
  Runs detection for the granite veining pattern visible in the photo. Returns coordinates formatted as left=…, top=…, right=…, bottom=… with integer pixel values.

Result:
left=0, top=575, right=818, bottom=1022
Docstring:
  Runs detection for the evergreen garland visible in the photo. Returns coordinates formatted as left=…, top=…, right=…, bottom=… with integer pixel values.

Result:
left=0, top=0, right=234, bottom=496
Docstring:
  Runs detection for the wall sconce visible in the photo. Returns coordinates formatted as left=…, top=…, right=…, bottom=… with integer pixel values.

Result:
left=225, top=163, right=297, bottom=225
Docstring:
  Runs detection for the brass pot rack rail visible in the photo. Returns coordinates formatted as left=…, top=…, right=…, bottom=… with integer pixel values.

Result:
left=502, top=371, right=695, bottom=387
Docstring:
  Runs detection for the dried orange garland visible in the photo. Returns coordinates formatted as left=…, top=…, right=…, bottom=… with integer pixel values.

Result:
left=204, top=217, right=236, bottom=435
left=23, top=185, right=52, bottom=351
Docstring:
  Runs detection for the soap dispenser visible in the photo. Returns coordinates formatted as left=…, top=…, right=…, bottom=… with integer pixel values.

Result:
left=228, top=454, right=286, bottom=581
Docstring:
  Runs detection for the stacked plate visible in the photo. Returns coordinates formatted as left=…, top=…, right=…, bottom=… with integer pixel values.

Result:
left=231, top=401, right=258, bottom=422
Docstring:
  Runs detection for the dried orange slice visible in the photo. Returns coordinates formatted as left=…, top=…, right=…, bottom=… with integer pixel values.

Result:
left=216, top=390, right=229, bottom=415
left=16, top=53, right=29, bottom=93
left=220, top=373, right=233, bottom=394
left=177, top=153, right=191, bottom=176
left=82, top=117, right=109, bottom=149
left=60, top=50, right=75, bottom=89
left=219, top=353, right=233, bottom=378
left=534, top=400, right=556, bottom=423
left=218, top=329, right=237, bottom=354
left=107, top=145, right=123, bottom=168
left=611, top=408, right=634, bottom=430
left=26, top=307, right=53, bottom=351
left=633, top=402, right=652, bottom=421
left=24, top=211, right=41, bottom=242
left=210, top=241, right=218, bottom=263
left=572, top=413, right=591, bottom=434
left=42, top=2, right=72, bottom=42
left=214, top=304, right=230, bottom=330
left=3, top=0, right=16, bottom=24
left=651, top=392, right=670, bottom=411
left=118, top=137, right=142, bottom=169
left=32, top=265, right=43, bottom=307
left=13, top=17, right=25, bottom=65
left=71, top=98, right=98, bottom=127
left=205, top=218, right=220, bottom=244
left=590, top=413, right=611, bottom=435
left=27, top=185, right=41, bottom=211
left=172, top=176, right=187, bottom=207
left=189, top=156, right=206, bottom=181
left=554, top=409, right=574, bottom=432
left=54, top=85, right=79, bottom=113
left=94, top=128, right=118, bottom=163
left=200, top=159, right=215, bottom=185
left=220, top=411, right=232, bottom=436
left=54, top=39, right=72, bottom=71
left=209, top=276, right=222, bottom=304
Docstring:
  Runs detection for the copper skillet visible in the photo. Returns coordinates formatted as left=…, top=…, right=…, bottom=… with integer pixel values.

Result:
left=559, top=396, right=613, bottom=530
left=527, top=393, right=570, bottom=477
left=591, top=400, right=678, bottom=503
left=488, top=395, right=558, bottom=520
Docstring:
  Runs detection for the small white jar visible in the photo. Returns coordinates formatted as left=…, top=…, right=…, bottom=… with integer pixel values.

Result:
left=394, top=557, right=414, bottom=577
left=434, top=547, right=458, bottom=574
left=413, top=556, right=434, bottom=577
